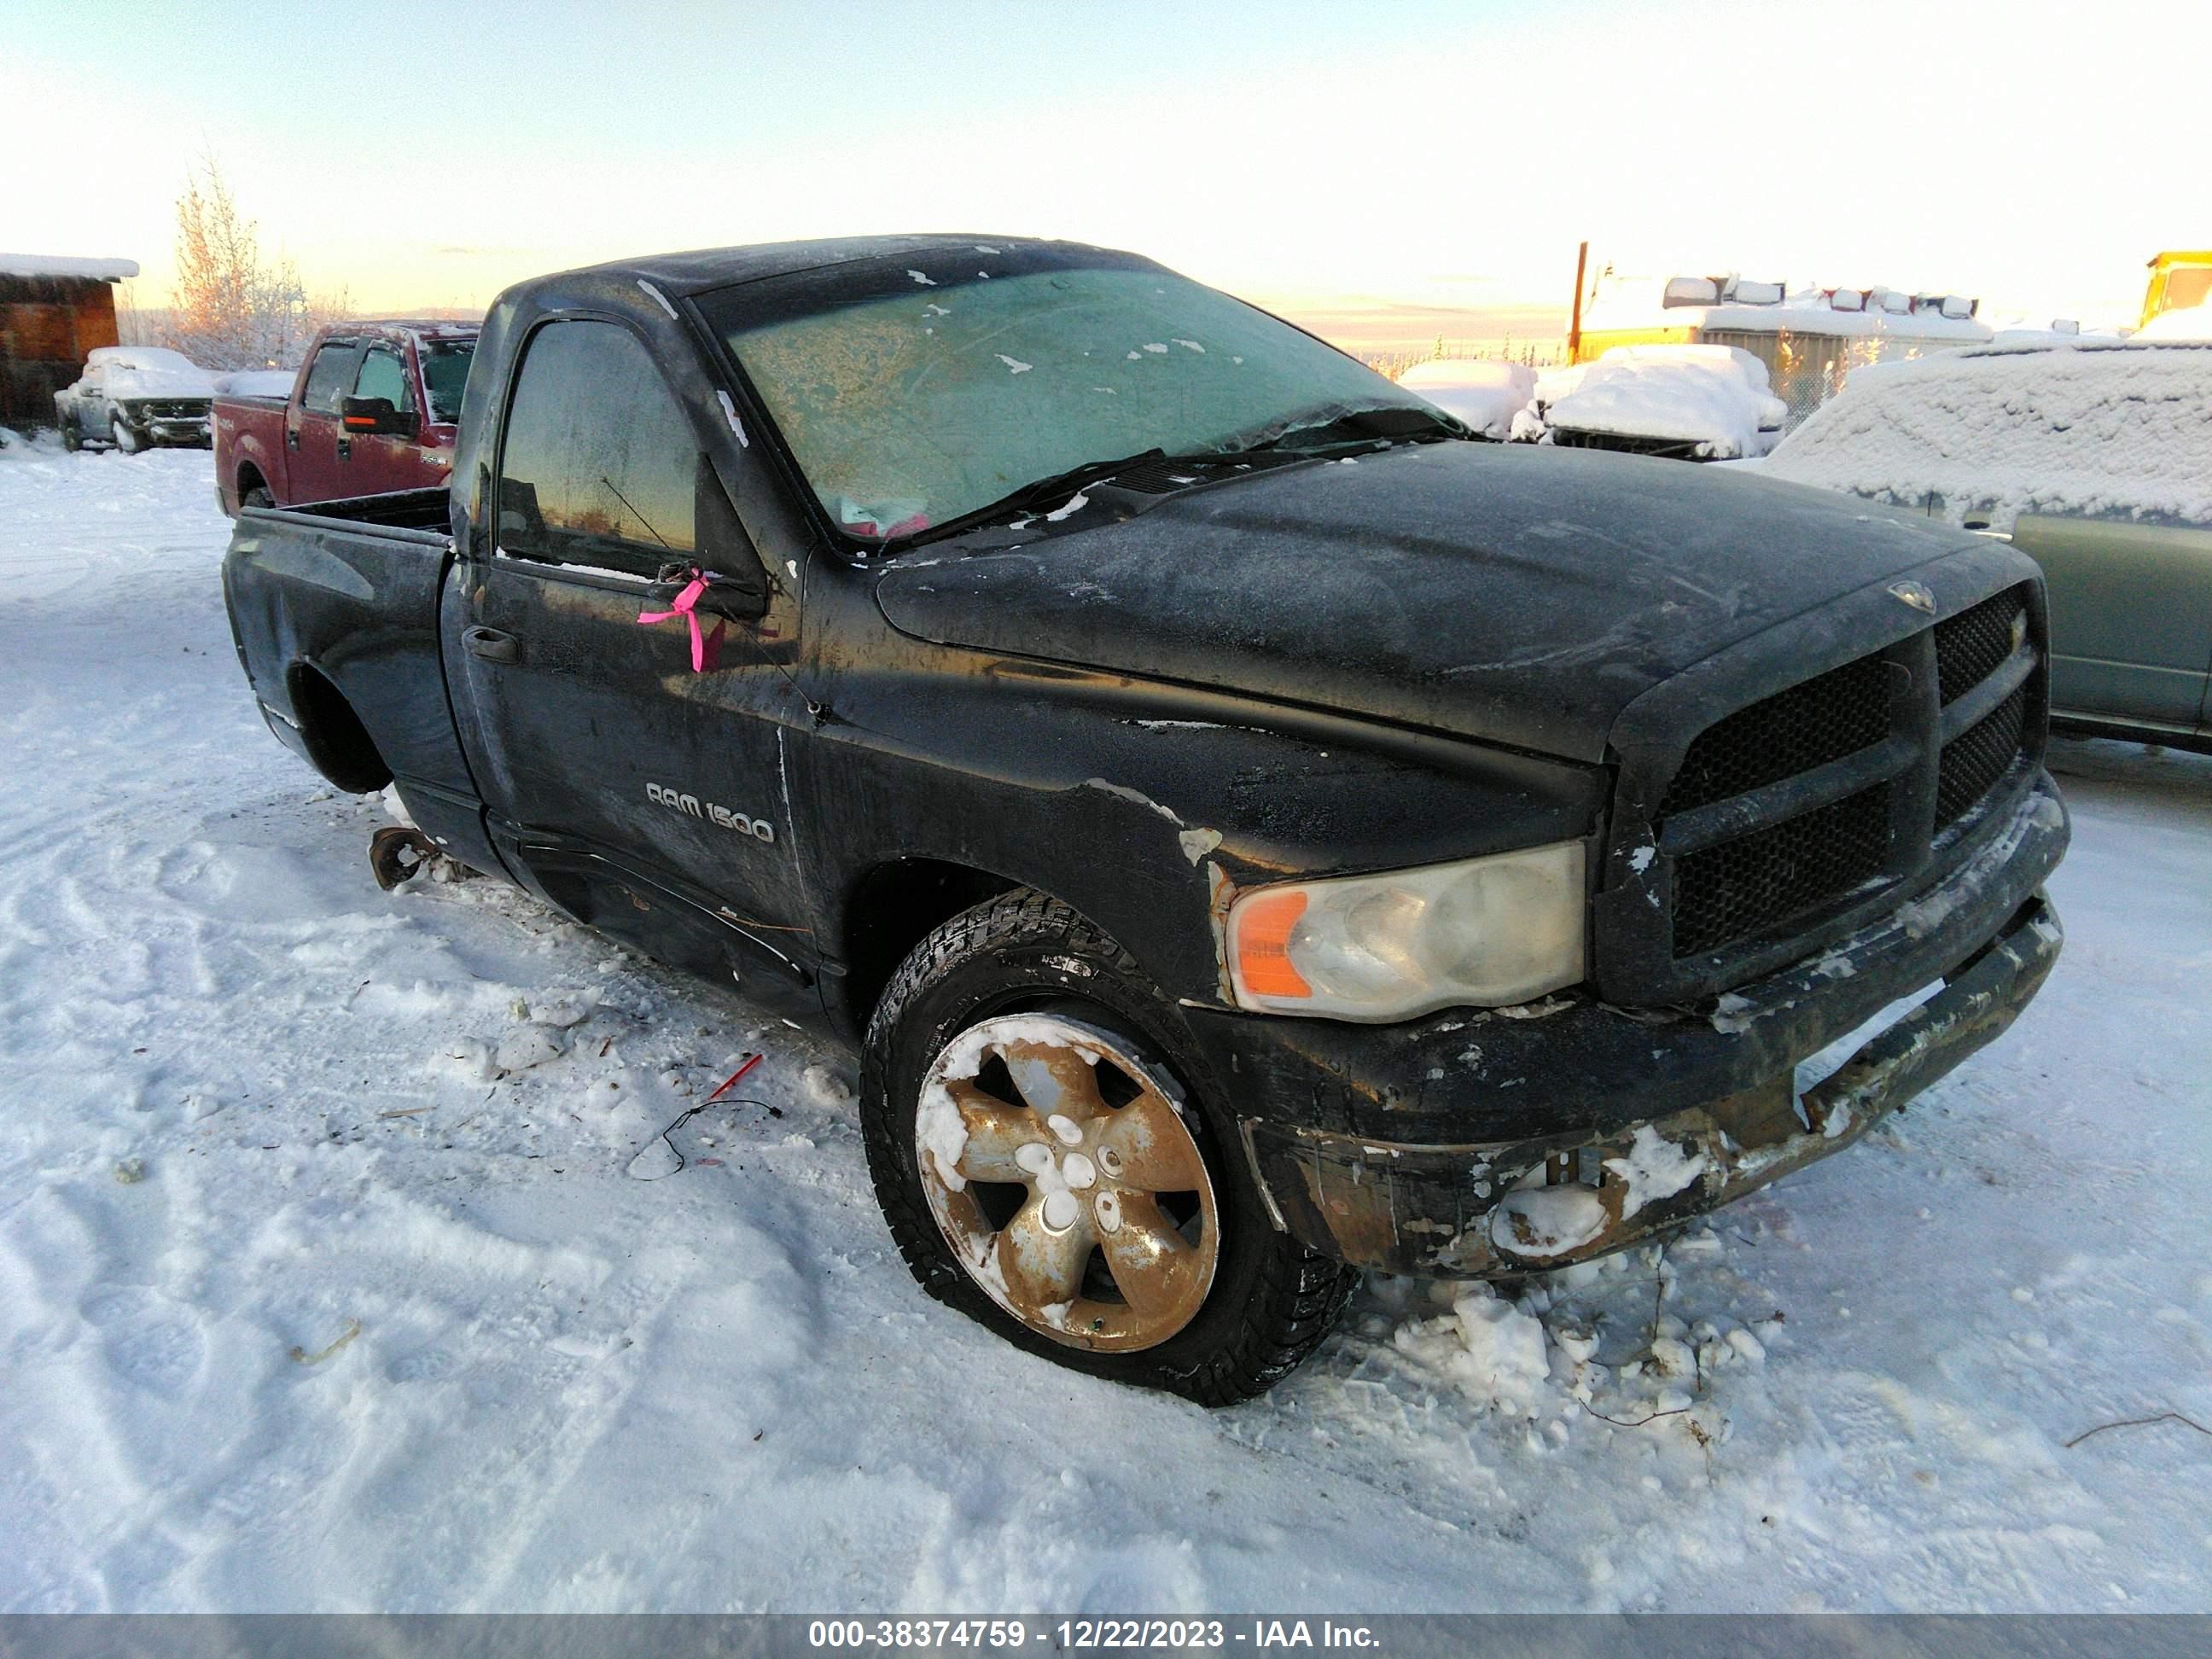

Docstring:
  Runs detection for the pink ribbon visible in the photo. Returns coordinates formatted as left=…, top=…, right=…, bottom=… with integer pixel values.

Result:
left=637, top=570, right=726, bottom=672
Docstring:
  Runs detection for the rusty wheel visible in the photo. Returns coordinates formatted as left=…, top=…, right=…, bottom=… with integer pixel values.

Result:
left=915, top=1015, right=1220, bottom=1351
left=862, top=889, right=1356, bottom=1403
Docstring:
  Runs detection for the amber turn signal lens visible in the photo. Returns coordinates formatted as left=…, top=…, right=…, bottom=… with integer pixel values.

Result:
left=1234, top=888, right=1312, bottom=999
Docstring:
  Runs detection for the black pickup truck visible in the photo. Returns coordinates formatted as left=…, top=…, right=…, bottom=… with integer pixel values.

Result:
left=222, top=235, right=2068, bottom=1402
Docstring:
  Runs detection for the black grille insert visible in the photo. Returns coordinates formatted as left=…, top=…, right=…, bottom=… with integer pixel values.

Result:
left=1674, top=784, right=1893, bottom=957
left=1938, top=684, right=2028, bottom=829
left=1935, top=585, right=2025, bottom=705
left=1662, top=652, right=1894, bottom=817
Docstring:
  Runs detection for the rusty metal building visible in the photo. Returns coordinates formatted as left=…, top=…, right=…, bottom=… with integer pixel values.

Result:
left=0, top=255, right=139, bottom=432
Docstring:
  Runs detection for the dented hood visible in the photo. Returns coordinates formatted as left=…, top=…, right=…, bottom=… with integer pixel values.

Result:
left=874, top=441, right=1979, bottom=763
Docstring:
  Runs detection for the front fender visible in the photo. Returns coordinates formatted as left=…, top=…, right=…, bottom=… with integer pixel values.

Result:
left=798, top=614, right=1604, bottom=1030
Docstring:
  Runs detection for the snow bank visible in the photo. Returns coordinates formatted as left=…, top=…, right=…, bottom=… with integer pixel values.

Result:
left=1537, top=345, right=1788, bottom=458
left=1397, top=358, right=1536, bottom=440
left=2133, top=305, right=2212, bottom=342
left=1761, top=341, right=2212, bottom=529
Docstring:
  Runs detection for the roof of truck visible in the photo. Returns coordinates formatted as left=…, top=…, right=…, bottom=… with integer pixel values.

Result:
left=560, top=235, right=1102, bottom=298
left=323, top=318, right=481, bottom=338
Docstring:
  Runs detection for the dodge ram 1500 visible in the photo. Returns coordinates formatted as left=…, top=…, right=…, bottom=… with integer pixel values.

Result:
left=221, top=236, right=2068, bottom=1402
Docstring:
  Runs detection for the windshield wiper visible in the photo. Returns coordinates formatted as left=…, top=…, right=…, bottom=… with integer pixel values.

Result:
left=886, top=447, right=1167, bottom=547
left=1214, top=400, right=1467, bottom=457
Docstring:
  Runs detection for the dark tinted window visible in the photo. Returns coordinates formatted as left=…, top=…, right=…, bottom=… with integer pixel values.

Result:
left=352, top=345, right=413, bottom=412
left=496, top=320, right=696, bottom=574
left=300, top=341, right=364, bottom=414
left=421, top=339, right=474, bottom=422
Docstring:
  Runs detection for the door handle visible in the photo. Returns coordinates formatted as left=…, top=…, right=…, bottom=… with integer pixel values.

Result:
left=463, top=626, right=519, bottom=664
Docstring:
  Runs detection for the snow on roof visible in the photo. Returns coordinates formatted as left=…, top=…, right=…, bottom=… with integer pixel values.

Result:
left=76, top=346, right=216, bottom=399
left=1583, top=274, right=1992, bottom=342
left=0, top=253, right=139, bottom=282
left=1762, top=341, right=2212, bottom=529
left=88, top=346, right=201, bottom=372
left=1396, top=358, right=1535, bottom=440
left=1537, top=344, right=1788, bottom=459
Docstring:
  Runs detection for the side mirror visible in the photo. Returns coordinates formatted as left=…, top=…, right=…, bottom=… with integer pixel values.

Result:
left=341, top=396, right=419, bottom=439
left=688, top=454, right=771, bottom=620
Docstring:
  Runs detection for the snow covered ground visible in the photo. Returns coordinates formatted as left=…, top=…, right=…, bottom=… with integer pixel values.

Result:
left=2, top=442, right=2209, bottom=1614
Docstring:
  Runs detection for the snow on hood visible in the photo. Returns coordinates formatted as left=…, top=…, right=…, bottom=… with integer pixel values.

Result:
left=1762, top=341, right=2212, bottom=530
left=1538, top=345, right=1789, bottom=459
left=1396, top=358, right=1536, bottom=440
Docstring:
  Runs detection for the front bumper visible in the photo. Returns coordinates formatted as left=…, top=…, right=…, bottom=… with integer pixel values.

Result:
left=1198, top=771, right=2068, bottom=1276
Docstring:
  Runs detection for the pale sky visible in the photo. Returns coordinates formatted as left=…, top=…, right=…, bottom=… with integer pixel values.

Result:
left=3, top=0, right=2203, bottom=346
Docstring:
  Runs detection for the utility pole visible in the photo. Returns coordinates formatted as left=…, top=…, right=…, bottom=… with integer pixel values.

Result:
left=1569, top=240, right=1589, bottom=364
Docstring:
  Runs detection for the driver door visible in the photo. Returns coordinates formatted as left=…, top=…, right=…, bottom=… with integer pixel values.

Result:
left=345, top=341, right=422, bottom=496
left=289, top=337, right=362, bottom=502
left=448, top=316, right=817, bottom=1012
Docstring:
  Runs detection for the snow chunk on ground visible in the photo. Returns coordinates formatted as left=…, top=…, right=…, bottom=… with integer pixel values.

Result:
left=800, top=1062, right=852, bottom=1108
left=494, top=1022, right=569, bottom=1074
left=1397, top=358, right=1536, bottom=440
left=1393, top=1284, right=1552, bottom=1415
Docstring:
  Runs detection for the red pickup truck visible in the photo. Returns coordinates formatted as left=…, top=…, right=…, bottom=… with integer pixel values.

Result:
left=212, top=321, right=477, bottom=515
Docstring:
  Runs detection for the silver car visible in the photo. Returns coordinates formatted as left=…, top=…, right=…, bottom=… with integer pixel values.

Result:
left=54, top=346, right=218, bottom=453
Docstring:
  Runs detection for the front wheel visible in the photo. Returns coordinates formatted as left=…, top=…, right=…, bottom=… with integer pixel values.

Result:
left=60, top=417, right=82, bottom=452
left=242, top=483, right=274, bottom=510
left=861, top=890, right=1355, bottom=1404
left=110, top=415, right=144, bottom=455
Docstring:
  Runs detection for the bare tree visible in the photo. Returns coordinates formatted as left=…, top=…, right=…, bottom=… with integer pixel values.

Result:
left=165, top=156, right=348, bottom=370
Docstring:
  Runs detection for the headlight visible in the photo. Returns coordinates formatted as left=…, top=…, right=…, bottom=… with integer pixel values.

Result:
left=1225, top=841, right=1586, bottom=1022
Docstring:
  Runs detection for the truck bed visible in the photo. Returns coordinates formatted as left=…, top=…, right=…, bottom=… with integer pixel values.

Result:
left=224, top=489, right=481, bottom=869
left=256, top=486, right=453, bottom=535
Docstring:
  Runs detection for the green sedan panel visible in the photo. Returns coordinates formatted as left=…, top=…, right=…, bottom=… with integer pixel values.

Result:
left=2015, top=514, right=2212, bottom=736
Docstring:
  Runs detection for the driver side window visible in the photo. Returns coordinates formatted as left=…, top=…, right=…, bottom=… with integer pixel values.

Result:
left=496, top=320, right=696, bottom=577
left=352, top=345, right=415, bottom=414
left=300, top=341, right=364, bottom=415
